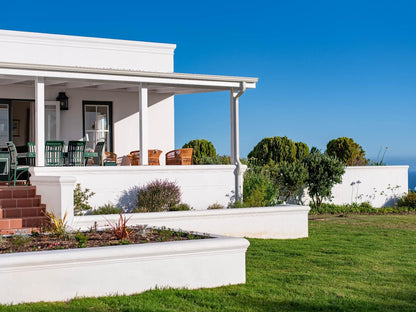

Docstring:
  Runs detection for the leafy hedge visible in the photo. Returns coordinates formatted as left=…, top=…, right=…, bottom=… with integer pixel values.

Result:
left=182, top=139, right=216, bottom=164
left=309, top=202, right=416, bottom=215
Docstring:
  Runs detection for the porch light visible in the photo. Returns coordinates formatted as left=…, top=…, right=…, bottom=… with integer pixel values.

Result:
left=57, top=92, right=69, bottom=110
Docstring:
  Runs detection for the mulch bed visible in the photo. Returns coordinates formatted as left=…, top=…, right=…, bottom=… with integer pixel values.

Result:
left=0, top=226, right=208, bottom=254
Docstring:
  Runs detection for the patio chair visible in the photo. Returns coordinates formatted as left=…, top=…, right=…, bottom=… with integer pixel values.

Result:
left=91, top=141, right=105, bottom=166
left=6, top=141, right=30, bottom=186
left=128, top=149, right=162, bottom=166
left=27, top=142, right=36, bottom=166
left=67, top=141, right=86, bottom=166
left=45, top=141, right=65, bottom=167
left=165, top=148, right=193, bottom=165
left=104, top=151, right=118, bottom=166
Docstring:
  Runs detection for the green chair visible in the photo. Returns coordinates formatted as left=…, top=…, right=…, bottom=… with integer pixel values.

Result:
left=92, top=141, right=105, bottom=166
left=6, top=142, right=29, bottom=186
left=45, top=141, right=65, bottom=166
left=67, top=141, right=86, bottom=166
left=27, top=142, right=36, bottom=166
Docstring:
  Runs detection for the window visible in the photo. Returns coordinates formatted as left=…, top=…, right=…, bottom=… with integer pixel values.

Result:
left=83, top=101, right=112, bottom=151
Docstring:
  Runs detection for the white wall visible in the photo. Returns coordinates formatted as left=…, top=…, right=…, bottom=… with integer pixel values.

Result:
left=0, top=29, right=175, bottom=72
left=0, top=85, right=175, bottom=158
left=0, top=236, right=249, bottom=304
left=30, top=165, right=242, bottom=210
left=75, top=205, right=310, bottom=239
left=329, top=166, right=409, bottom=207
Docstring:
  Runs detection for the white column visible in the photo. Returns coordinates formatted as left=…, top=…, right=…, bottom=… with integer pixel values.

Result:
left=139, top=84, right=149, bottom=165
left=230, top=91, right=236, bottom=164
left=230, top=90, right=242, bottom=203
left=35, top=77, right=45, bottom=166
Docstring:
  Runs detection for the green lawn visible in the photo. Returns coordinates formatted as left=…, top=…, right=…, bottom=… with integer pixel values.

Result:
left=1, top=214, right=416, bottom=312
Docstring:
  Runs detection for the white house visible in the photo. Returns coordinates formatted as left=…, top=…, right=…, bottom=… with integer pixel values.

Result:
left=0, top=29, right=258, bottom=215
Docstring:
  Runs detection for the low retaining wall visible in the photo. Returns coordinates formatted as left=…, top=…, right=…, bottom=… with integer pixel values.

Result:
left=30, top=165, right=243, bottom=211
left=74, top=205, right=310, bottom=239
left=331, top=166, right=409, bottom=207
left=0, top=235, right=249, bottom=304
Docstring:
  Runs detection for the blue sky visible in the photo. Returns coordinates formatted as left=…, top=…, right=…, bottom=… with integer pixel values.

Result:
left=1, top=0, right=416, bottom=161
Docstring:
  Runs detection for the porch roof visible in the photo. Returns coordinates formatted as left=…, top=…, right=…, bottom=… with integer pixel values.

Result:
left=0, top=62, right=258, bottom=95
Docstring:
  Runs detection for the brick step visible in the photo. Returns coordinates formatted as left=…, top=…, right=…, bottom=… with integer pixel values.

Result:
left=0, top=195, right=41, bottom=209
left=0, top=204, right=46, bottom=219
left=0, top=216, right=49, bottom=230
left=0, top=227, right=40, bottom=235
left=0, top=186, right=36, bottom=199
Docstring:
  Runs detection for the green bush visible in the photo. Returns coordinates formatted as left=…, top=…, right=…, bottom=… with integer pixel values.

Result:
left=135, top=180, right=181, bottom=212
left=271, top=161, right=308, bottom=203
left=182, top=139, right=217, bottom=164
left=207, top=203, right=225, bottom=209
left=326, top=137, right=368, bottom=166
left=247, top=136, right=309, bottom=166
left=397, top=190, right=416, bottom=208
left=169, top=203, right=192, bottom=211
left=198, top=155, right=231, bottom=165
left=91, top=204, right=122, bottom=215
left=73, top=183, right=95, bottom=216
left=303, top=150, right=345, bottom=208
left=243, top=167, right=279, bottom=207
left=309, top=202, right=416, bottom=215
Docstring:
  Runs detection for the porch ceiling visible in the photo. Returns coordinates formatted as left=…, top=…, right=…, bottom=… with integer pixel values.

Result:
left=0, top=62, right=258, bottom=95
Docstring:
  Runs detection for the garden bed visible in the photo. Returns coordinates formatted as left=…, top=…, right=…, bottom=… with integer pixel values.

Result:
left=0, top=226, right=206, bottom=254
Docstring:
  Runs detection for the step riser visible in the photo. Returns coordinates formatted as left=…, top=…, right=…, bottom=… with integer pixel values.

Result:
left=0, top=196, right=42, bottom=208
left=0, top=187, right=36, bottom=199
left=0, top=207, right=46, bottom=219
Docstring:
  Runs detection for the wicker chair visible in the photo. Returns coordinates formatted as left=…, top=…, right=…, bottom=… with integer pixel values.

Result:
left=104, top=151, right=118, bottom=166
left=128, top=149, right=162, bottom=166
left=165, top=148, right=193, bottom=165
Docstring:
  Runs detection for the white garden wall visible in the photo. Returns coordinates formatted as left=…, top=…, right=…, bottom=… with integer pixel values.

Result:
left=30, top=165, right=243, bottom=211
left=330, top=166, right=409, bottom=207
left=0, top=236, right=249, bottom=304
left=74, top=205, right=310, bottom=239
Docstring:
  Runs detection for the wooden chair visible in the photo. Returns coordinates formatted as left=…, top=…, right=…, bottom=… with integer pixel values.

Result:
left=128, top=149, right=162, bottom=166
left=104, top=151, right=118, bottom=166
left=6, top=142, right=30, bottom=186
left=165, top=148, right=193, bottom=165
left=67, top=141, right=86, bottom=166
left=45, top=141, right=65, bottom=167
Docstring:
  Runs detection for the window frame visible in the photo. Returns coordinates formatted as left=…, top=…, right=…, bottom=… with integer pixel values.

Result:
left=82, top=101, right=113, bottom=152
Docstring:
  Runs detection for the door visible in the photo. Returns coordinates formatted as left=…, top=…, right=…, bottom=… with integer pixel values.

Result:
left=0, top=102, right=9, bottom=146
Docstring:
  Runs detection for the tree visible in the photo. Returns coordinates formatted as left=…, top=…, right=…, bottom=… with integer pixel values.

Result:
left=248, top=136, right=309, bottom=166
left=182, top=139, right=216, bottom=164
left=303, top=150, right=345, bottom=208
left=272, top=161, right=309, bottom=203
left=326, top=137, right=368, bottom=166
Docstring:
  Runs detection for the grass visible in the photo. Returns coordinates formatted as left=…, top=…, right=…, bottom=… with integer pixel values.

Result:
left=1, top=214, right=416, bottom=311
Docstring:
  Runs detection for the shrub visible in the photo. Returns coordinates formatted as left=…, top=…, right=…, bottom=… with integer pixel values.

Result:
left=169, top=203, right=192, bottom=211
left=326, top=137, right=368, bottom=166
left=247, top=136, right=309, bottom=166
left=182, top=139, right=217, bottom=164
left=397, top=190, right=416, bottom=208
left=309, top=202, right=416, bottom=215
left=303, top=150, right=345, bottom=208
left=44, top=210, right=69, bottom=238
left=243, top=167, right=279, bottom=207
left=106, top=213, right=134, bottom=241
left=208, top=203, right=225, bottom=209
left=199, top=155, right=231, bottom=165
left=135, top=179, right=181, bottom=212
left=271, top=161, right=308, bottom=203
left=73, top=183, right=95, bottom=215
left=91, top=204, right=122, bottom=215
